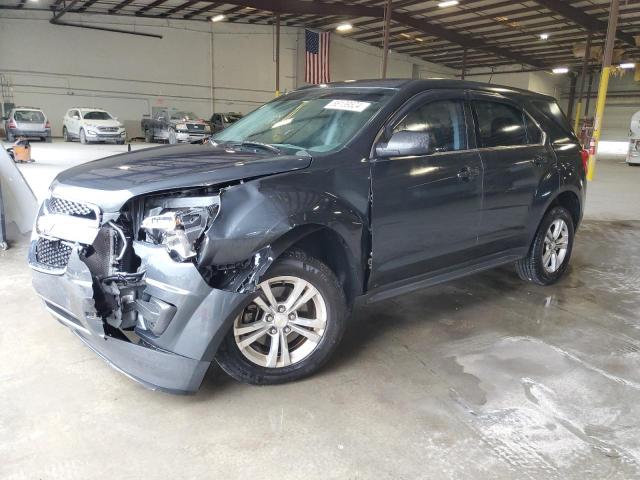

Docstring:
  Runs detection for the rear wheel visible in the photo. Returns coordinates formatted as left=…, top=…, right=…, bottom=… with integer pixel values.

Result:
left=145, top=129, right=154, bottom=143
left=516, top=206, right=574, bottom=285
left=216, top=249, right=347, bottom=385
left=6, top=131, right=14, bottom=142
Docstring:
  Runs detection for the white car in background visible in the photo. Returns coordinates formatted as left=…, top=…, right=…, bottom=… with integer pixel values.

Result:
left=62, top=108, right=126, bottom=144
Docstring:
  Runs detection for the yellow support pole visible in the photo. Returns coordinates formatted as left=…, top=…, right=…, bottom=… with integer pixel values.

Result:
left=587, top=66, right=611, bottom=181
left=573, top=101, right=582, bottom=134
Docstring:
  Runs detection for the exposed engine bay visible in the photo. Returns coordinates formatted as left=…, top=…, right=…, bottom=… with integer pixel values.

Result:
left=32, top=184, right=274, bottom=340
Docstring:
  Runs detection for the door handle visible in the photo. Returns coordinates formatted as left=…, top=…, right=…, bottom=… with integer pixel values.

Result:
left=457, top=166, right=479, bottom=181
left=531, top=155, right=546, bottom=167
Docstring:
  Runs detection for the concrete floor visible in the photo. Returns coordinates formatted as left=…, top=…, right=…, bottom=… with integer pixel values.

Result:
left=2, top=142, right=640, bottom=479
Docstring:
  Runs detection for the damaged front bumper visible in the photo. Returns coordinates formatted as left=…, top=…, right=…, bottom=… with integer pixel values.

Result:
left=29, top=240, right=251, bottom=394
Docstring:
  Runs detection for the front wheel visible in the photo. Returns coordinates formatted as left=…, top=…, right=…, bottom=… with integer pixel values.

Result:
left=516, top=206, right=575, bottom=285
left=6, top=132, right=14, bottom=142
left=216, top=249, right=347, bottom=385
left=63, top=127, right=71, bottom=142
left=79, top=129, right=88, bottom=144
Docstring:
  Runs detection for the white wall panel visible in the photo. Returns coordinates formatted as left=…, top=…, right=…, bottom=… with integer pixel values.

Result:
left=0, top=11, right=454, bottom=138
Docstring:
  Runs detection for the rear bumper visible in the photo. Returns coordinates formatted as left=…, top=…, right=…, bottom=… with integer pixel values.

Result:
left=29, top=240, right=250, bottom=393
left=9, top=128, right=50, bottom=138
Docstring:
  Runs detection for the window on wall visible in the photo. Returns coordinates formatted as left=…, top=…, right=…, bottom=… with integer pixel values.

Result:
left=473, top=100, right=526, bottom=148
left=393, top=99, right=467, bottom=152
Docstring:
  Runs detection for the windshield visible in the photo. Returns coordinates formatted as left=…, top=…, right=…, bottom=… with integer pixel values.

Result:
left=171, top=111, right=199, bottom=121
left=224, top=114, right=243, bottom=123
left=83, top=111, right=112, bottom=120
left=213, top=88, right=395, bottom=153
left=14, top=110, right=45, bottom=123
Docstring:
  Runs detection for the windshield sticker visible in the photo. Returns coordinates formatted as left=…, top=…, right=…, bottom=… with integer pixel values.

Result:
left=324, top=100, right=371, bottom=112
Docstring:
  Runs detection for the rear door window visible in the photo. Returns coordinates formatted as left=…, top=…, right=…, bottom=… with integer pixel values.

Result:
left=473, top=100, right=526, bottom=148
left=393, top=99, right=467, bottom=152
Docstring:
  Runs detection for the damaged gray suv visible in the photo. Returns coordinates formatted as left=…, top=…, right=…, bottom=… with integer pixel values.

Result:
left=29, top=79, right=586, bottom=393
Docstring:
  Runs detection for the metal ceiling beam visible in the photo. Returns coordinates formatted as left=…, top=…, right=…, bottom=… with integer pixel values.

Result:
left=183, top=1, right=221, bottom=18
left=77, top=0, right=100, bottom=13
left=51, top=0, right=163, bottom=37
left=109, top=0, right=136, bottom=14
left=136, top=0, right=170, bottom=15
left=160, top=0, right=202, bottom=17
left=216, top=0, right=544, bottom=67
left=533, top=0, right=635, bottom=47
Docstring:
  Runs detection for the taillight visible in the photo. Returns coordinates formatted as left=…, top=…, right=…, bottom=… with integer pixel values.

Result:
left=8, top=119, right=16, bottom=129
left=45, top=120, right=51, bottom=129
left=580, top=149, right=589, bottom=173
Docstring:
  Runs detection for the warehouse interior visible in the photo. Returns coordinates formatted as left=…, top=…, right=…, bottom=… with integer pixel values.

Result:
left=2, top=1, right=640, bottom=478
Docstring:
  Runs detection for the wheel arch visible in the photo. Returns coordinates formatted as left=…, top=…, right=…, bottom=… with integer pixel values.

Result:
left=528, top=186, right=582, bottom=249
left=270, top=224, right=365, bottom=308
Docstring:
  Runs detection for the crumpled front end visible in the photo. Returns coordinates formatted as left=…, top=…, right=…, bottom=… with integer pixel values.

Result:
left=28, top=193, right=254, bottom=394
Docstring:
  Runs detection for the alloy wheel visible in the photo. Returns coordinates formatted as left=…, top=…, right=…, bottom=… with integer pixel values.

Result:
left=542, top=218, right=569, bottom=273
left=233, top=276, right=327, bottom=368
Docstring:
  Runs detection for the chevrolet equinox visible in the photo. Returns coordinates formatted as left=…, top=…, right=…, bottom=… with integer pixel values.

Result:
left=29, top=79, right=587, bottom=393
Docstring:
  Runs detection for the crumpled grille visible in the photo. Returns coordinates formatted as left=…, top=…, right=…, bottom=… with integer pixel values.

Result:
left=47, top=197, right=96, bottom=219
left=35, top=238, right=72, bottom=268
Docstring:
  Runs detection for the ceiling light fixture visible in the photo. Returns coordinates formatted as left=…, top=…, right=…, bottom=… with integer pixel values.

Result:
left=620, top=62, right=636, bottom=69
left=210, top=14, right=225, bottom=22
left=540, top=33, right=549, bottom=40
left=438, top=0, right=459, bottom=8
left=336, top=23, right=353, bottom=32
left=552, top=67, right=569, bottom=74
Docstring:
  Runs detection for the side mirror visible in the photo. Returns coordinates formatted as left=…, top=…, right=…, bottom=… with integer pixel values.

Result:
left=375, top=130, right=431, bottom=158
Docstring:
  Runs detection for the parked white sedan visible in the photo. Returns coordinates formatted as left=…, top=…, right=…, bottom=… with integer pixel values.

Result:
left=62, top=108, right=126, bottom=144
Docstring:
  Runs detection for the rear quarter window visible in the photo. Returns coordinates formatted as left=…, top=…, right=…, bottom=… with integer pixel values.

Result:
left=531, top=99, right=575, bottom=140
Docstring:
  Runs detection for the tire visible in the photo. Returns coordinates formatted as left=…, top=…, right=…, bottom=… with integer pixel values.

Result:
left=116, top=139, right=125, bottom=145
left=168, top=128, right=177, bottom=145
left=6, top=132, right=14, bottom=142
left=145, top=129, right=154, bottom=143
left=516, top=206, right=575, bottom=286
left=44, top=136, right=52, bottom=143
left=79, top=129, right=87, bottom=144
left=63, top=127, right=71, bottom=142
left=216, top=249, right=348, bottom=385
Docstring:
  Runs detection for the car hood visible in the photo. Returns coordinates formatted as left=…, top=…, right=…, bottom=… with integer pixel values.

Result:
left=51, top=143, right=312, bottom=212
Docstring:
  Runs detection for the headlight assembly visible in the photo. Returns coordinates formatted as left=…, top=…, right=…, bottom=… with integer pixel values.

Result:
left=141, top=195, right=220, bottom=261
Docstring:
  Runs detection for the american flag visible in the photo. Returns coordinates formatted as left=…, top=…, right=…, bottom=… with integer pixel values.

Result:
left=305, top=29, right=330, bottom=84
